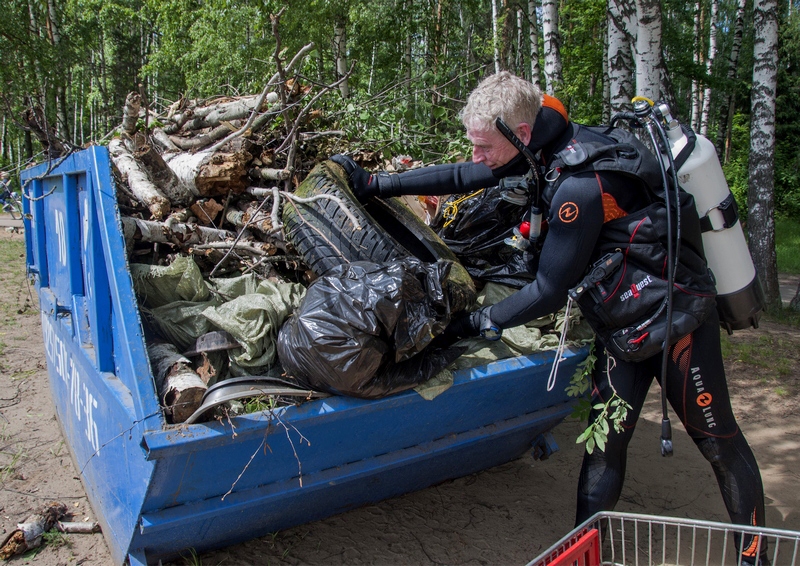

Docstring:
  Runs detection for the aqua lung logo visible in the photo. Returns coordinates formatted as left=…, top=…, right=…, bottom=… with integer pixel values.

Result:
left=619, top=274, right=653, bottom=302
left=692, top=366, right=716, bottom=428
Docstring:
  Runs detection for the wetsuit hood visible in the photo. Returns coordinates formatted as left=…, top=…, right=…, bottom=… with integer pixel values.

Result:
left=491, top=94, right=570, bottom=179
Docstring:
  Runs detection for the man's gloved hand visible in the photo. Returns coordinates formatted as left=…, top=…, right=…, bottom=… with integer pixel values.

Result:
left=431, top=306, right=502, bottom=349
left=330, top=154, right=379, bottom=201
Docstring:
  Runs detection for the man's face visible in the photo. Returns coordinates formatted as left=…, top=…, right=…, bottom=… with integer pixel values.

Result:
left=467, top=123, right=531, bottom=169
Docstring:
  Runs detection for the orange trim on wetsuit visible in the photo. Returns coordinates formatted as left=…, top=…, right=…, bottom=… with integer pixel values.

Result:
left=595, top=172, right=628, bottom=222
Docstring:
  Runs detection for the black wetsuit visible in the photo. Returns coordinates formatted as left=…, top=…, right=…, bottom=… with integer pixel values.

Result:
left=386, top=102, right=767, bottom=560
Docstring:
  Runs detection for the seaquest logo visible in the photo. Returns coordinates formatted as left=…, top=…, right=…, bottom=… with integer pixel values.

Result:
left=619, top=274, right=653, bottom=302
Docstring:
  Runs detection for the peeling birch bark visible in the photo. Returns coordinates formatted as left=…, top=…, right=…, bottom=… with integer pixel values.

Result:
left=109, top=139, right=171, bottom=219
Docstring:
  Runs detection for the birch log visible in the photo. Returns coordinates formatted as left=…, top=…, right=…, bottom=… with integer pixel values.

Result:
left=181, top=95, right=268, bottom=130
left=122, top=92, right=141, bottom=135
left=164, top=149, right=250, bottom=197
left=134, top=143, right=197, bottom=206
left=151, top=127, right=181, bottom=152
left=147, top=342, right=207, bottom=423
left=121, top=216, right=235, bottom=246
left=0, top=502, right=69, bottom=559
left=109, top=139, right=171, bottom=219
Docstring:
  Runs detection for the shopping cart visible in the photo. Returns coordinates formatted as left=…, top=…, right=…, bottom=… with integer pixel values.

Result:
left=528, top=511, right=800, bottom=566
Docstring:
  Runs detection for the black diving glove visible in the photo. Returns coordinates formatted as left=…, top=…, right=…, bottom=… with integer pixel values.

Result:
left=330, top=154, right=379, bottom=201
left=330, top=154, right=403, bottom=201
left=433, top=306, right=502, bottom=348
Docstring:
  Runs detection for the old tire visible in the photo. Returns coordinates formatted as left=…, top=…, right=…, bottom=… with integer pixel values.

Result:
left=283, top=161, right=476, bottom=312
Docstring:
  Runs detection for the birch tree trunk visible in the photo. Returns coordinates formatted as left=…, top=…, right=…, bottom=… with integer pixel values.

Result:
left=748, top=0, right=781, bottom=309
left=603, top=24, right=610, bottom=123
left=541, top=0, right=563, bottom=95
left=528, top=0, right=541, bottom=89
left=333, top=16, right=350, bottom=99
left=691, top=1, right=703, bottom=130
left=492, top=0, right=501, bottom=73
left=700, top=0, right=719, bottom=136
left=502, top=0, right=513, bottom=71
left=634, top=0, right=663, bottom=101
left=516, top=8, right=524, bottom=74
left=404, top=0, right=413, bottom=90
left=717, top=0, right=747, bottom=162
left=608, top=0, right=635, bottom=116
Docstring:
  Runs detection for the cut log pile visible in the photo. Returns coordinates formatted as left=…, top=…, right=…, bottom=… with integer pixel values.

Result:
left=113, top=70, right=340, bottom=278
left=103, top=42, right=441, bottom=424
left=105, top=44, right=370, bottom=423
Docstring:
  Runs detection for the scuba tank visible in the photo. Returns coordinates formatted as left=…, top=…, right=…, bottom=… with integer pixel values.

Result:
left=659, top=105, right=766, bottom=333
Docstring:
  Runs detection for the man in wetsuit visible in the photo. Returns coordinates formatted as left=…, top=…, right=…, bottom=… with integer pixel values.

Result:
left=332, top=71, right=769, bottom=565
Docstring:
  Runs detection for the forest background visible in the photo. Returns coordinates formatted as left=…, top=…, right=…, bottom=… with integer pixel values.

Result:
left=0, top=0, right=798, bottom=307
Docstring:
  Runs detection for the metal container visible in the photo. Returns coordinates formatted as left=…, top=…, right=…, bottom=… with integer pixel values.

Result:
left=529, top=511, right=800, bottom=566
left=22, top=146, right=588, bottom=565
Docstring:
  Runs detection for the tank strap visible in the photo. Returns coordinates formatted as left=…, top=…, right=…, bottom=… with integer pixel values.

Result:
left=699, top=193, right=739, bottom=232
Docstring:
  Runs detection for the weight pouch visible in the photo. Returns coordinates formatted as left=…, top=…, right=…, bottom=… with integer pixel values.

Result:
left=575, top=192, right=717, bottom=362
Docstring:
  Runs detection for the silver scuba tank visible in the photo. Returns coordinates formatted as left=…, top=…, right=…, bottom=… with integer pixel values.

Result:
left=662, top=112, right=765, bottom=333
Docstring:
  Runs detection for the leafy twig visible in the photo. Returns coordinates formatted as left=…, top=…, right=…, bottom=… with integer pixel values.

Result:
left=566, top=344, right=632, bottom=454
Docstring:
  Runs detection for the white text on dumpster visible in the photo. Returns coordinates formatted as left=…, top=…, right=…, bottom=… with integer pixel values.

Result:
left=42, top=313, right=101, bottom=454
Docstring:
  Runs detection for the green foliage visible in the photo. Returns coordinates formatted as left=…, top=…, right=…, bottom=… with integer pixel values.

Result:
left=1, top=0, right=798, bottom=221
left=327, top=77, right=474, bottom=163
left=722, top=112, right=750, bottom=217
left=42, top=529, right=72, bottom=550
left=775, top=9, right=800, bottom=218
left=776, top=216, right=800, bottom=274
left=557, top=0, right=606, bottom=123
left=566, top=343, right=632, bottom=455
left=143, top=0, right=282, bottom=98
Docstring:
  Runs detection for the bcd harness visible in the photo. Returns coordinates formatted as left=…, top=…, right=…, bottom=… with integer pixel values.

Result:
left=542, top=124, right=717, bottom=363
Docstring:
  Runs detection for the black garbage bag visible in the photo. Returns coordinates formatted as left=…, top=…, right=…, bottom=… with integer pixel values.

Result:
left=432, top=183, right=535, bottom=288
left=277, top=259, right=465, bottom=399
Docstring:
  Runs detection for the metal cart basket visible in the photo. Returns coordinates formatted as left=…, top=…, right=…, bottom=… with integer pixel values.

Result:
left=529, top=511, right=800, bottom=566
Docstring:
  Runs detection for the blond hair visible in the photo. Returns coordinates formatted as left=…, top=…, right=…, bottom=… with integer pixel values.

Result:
left=460, top=71, right=543, bottom=132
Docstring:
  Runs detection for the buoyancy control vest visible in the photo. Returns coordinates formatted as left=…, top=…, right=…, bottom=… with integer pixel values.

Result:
left=543, top=125, right=718, bottom=362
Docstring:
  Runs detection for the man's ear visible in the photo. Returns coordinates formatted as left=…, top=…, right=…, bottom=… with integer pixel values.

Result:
left=515, top=122, right=532, bottom=146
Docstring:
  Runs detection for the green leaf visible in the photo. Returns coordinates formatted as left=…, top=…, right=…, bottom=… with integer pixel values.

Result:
left=594, top=434, right=606, bottom=452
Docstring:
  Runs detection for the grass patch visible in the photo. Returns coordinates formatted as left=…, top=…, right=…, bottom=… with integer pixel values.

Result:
left=11, top=368, right=38, bottom=381
left=42, top=529, right=72, bottom=550
left=765, top=308, right=800, bottom=327
left=720, top=331, right=798, bottom=384
left=0, top=447, right=24, bottom=483
left=776, top=216, right=800, bottom=274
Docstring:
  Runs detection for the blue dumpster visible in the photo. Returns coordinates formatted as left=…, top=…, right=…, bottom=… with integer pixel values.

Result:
left=21, top=146, right=589, bottom=565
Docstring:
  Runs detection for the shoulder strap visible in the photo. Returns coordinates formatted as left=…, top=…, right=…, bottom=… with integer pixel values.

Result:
left=541, top=125, right=665, bottom=209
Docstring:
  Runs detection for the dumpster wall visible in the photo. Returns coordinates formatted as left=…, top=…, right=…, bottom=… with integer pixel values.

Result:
left=22, top=147, right=589, bottom=565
